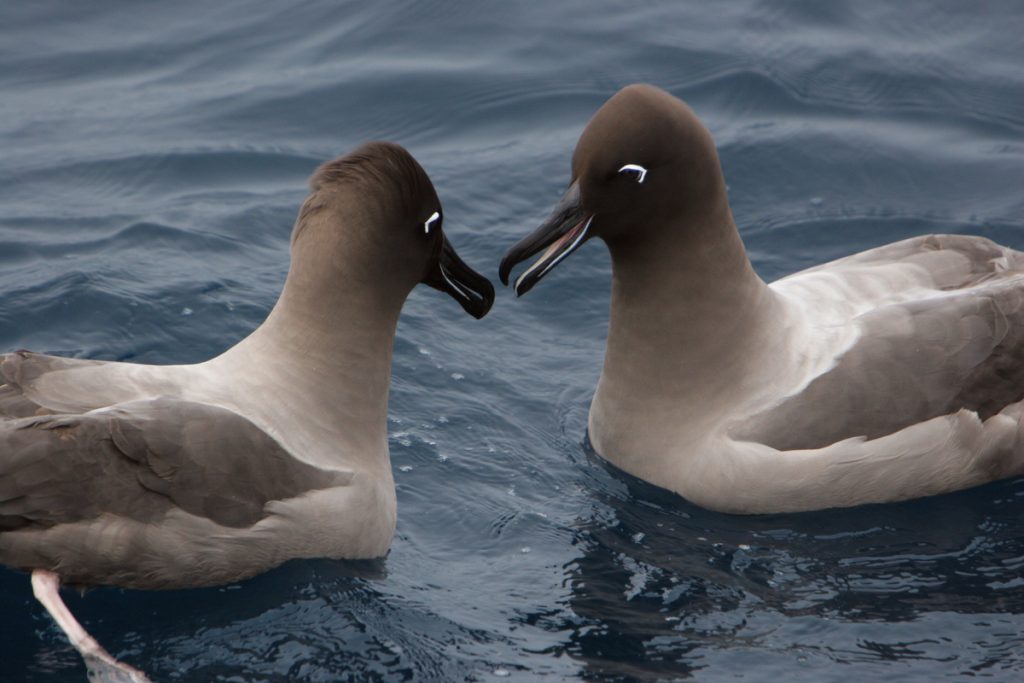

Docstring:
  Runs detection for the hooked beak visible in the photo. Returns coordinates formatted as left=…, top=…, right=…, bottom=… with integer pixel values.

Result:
left=425, top=235, right=495, bottom=319
left=498, top=180, right=593, bottom=296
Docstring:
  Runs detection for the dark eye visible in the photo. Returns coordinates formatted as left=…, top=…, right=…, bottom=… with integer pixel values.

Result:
left=423, top=210, right=441, bottom=235
left=617, top=164, right=648, bottom=184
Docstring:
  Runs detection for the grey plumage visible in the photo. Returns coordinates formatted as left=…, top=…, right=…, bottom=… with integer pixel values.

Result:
left=736, top=235, right=1024, bottom=450
left=0, top=141, right=493, bottom=682
left=0, top=141, right=493, bottom=590
left=500, top=85, right=1024, bottom=513
left=0, top=393, right=351, bottom=531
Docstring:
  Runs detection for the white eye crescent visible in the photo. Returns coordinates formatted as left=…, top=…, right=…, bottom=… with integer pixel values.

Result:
left=424, top=211, right=441, bottom=234
left=617, top=164, right=648, bottom=184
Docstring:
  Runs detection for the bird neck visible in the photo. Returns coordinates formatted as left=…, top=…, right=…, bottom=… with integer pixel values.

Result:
left=251, top=267, right=404, bottom=388
left=590, top=202, right=781, bottom=459
left=208, top=243, right=409, bottom=473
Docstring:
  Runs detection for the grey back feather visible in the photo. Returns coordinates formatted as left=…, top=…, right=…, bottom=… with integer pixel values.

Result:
left=0, top=398, right=352, bottom=534
left=736, top=281, right=1024, bottom=450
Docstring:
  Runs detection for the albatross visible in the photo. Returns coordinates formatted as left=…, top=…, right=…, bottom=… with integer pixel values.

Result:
left=0, top=141, right=494, bottom=681
left=499, top=84, right=1024, bottom=515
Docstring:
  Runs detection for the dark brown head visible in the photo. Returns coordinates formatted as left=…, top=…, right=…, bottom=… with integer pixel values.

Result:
left=499, top=85, right=727, bottom=295
left=295, top=142, right=493, bottom=318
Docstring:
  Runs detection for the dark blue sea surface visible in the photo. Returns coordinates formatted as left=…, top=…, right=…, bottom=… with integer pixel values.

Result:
left=2, top=1, right=1024, bottom=680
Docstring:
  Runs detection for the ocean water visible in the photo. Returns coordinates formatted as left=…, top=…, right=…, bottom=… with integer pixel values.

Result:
left=2, top=1, right=1024, bottom=680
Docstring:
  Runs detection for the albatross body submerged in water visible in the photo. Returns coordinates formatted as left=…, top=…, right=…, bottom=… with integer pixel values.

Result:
left=500, top=84, right=1024, bottom=515
left=0, top=142, right=494, bottom=680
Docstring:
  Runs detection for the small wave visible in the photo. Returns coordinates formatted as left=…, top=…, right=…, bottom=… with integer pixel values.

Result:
left=0, top=220, right=243, bottom=269
left=1, top=149, right=318, bottom=207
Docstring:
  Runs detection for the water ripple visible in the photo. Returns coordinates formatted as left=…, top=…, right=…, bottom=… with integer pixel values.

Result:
left=3, top=0, right=1024, bottom=681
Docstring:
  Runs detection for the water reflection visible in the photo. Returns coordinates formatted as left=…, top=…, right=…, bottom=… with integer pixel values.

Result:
left=546, top=439, right=1024, bottom=679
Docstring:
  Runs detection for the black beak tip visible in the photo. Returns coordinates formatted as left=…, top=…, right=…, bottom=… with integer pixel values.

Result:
left=474, top=282, right=496, bottom=319
left=451, top=276, right=494, bottom=320
left=512, top=276, right=535, bottom=298
left=497, top=255, right=514, bottom=287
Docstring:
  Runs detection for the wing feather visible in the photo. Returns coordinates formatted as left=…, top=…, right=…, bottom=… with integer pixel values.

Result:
left=739, top=279, right=1024, bottom=450
left=0, top=398, right=352, bottom=536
